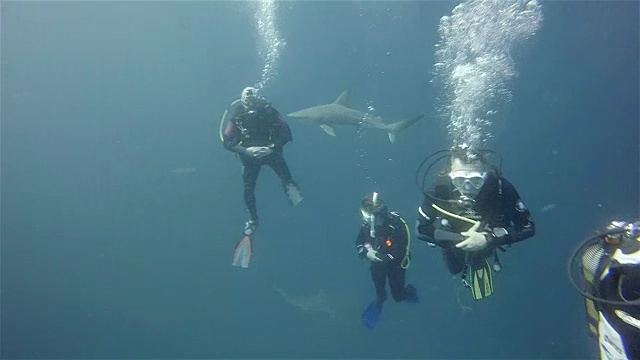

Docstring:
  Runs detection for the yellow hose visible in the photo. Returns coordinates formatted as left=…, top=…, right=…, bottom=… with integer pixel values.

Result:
left=399, top=216, right=411, bottom=269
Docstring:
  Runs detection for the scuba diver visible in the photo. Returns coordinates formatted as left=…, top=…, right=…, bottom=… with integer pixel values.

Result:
left=222, top=86, right=303, bottom=237
left=415, top=143, right=535, bottom=300
left=568, top=220, right=640, bottom=360
left=222, top=87, right=303, bottom=269
left=355, top=192, right=418, bottom=329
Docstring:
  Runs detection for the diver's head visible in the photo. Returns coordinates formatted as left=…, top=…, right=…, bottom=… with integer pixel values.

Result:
left=448, top=144, right=489, bottom=201
left=240, top=87, right=258, bottom=108
left=360, top=192, right=389, bottom=227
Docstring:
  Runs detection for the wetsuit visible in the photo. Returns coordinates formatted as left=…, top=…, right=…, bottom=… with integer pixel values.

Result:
left=222, top=98, right=298, bottom=223
left=416, top=171, right=535, bottom=274
left=356, top=212, right=413, bottom=302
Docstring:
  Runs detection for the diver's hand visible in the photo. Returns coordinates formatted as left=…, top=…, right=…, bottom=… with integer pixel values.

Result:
left=245, top=146, right=261, bottom=157
left=255, top=146, right=272, bottom=158
left=245, top=146, right=272, bottom=158
left=364, top=243, right=383, bottom=262
left=457, top=222, right=489, bottom=252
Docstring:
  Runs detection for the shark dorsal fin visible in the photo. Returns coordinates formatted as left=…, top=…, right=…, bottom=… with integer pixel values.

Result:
left=333, top=90, right=350, bottom=107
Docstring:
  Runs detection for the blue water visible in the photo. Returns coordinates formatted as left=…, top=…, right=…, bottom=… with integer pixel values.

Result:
left=1, top=1, right=638, bottom=358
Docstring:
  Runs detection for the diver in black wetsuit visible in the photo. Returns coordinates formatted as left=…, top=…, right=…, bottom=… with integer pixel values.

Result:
left=415, top=144, right=535, bottom=298
left=355, top=192, right=418, bottom=329
left=222, top=87, right=303, bottom=235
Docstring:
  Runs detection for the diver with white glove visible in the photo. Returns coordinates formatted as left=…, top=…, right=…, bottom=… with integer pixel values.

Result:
left=221, top=87, right=303, bottom=236
left=355, top=192, right=418, bottom=329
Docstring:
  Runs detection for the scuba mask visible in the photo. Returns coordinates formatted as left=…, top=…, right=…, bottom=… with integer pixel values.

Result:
left=449, top=170, right=487, bottom=205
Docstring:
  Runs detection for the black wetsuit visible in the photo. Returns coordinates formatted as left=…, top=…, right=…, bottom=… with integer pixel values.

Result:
left=416, top=171, right=535, bottom=274
left=355, top=212, right=413, bottom=303
left=223, top=99, right=298, bottom=223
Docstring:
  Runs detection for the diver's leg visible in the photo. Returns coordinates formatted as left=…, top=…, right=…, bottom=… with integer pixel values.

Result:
left=266, top=153, right=296, bottom=186
left=369, top=263, right=388, bottom=303
left=266, top=152, right=302, bottom=205
left=388, top=263, right=408, bottom=302
left=241, top=157, right=261, bottom=224
left=442, top=248, right=465, bottom=274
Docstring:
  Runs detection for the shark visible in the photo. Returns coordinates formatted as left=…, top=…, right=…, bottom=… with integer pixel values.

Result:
left=287, top=90, right=425, bottom=143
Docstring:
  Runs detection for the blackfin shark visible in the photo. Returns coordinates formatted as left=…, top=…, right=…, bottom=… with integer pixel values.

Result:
left=286, top=90, right=425, bottom=143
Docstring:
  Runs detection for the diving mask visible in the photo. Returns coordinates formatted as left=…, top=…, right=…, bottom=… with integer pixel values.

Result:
left=361, top=209, right=374, bottom=223
left=449, top=170, right=487, bottom=189
left=449, top=170, right=486, bottom=201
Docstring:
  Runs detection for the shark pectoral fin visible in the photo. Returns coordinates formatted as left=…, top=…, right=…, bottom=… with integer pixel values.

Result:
left=320, top=124, right=336, bottom=137
left=388, top=132, right=397, bottom=144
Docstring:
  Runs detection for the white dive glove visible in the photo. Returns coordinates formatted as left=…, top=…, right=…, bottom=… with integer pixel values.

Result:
left=364, top=243, right=383, bottom=262
left=246, top=146, right=273, bottom=158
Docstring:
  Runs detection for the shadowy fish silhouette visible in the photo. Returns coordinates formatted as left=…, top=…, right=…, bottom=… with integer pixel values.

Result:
left=273, top=285, right=336, bottom=319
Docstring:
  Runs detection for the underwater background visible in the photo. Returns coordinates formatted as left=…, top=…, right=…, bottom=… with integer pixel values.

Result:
left=1, top=1, right=638, bottom=358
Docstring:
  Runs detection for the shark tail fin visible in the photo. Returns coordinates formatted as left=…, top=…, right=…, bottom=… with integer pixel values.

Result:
left=386, top=113, right=425, bottom=144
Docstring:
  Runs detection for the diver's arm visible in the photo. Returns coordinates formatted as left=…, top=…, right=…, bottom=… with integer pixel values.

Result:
left=416, top=201, right=436, bottom=242
left=222, top=121, right=249, bottom=155
left=227, top=144, right=249, bottom=156
left=499, top=208, right=535, bottom=245
left=491, top=180, right=536, bottom=246
left=433, top=229, right=466, bottom=243
left=355, top=226, right=370, bottom=259
left=416, top=201, right=465, bottom=246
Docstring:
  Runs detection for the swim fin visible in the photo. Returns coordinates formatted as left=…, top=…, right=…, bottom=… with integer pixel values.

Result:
left=404, top=284, right=419, bottom=304
left=232, top=235, right=252, bottom=268
left=469, top=258, right=494, bottom=300
left=361, top=300, right=383, bottom=330
left=285, top=183, right=303, bottom=206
